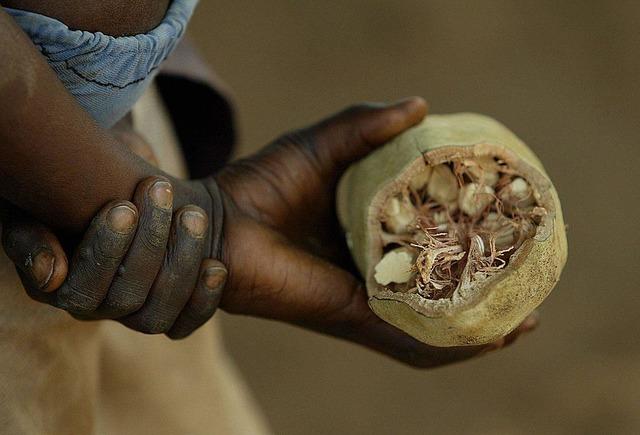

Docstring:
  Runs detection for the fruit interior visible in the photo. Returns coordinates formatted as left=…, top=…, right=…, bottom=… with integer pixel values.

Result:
left=374, top=155, right=547, bottom=300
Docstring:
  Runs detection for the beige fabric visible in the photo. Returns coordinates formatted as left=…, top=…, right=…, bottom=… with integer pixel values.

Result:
left=0, top=265, right=100, bottom=435
left=132, top=84, right=189, bottom=177
left=0, top=84, right=270, bottom=435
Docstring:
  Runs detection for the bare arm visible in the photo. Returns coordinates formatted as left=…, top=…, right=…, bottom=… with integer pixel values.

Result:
left=0, top=7, right=211, bottom=235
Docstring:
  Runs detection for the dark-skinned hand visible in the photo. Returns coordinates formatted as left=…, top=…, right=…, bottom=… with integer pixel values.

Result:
left=1, top=98, right=537, bottom=366
left=0, top=128, right=226, bottom=339
left=214, top=97, right=538, bottom=368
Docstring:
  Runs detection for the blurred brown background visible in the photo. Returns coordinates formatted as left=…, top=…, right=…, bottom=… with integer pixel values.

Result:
left=189, top=1, right=639, bottom=434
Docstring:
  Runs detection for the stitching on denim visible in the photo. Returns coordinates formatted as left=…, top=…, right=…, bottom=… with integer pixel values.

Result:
left=65, top=63, right=162, bottom=89
left=38, top=44, right=171, bottom=89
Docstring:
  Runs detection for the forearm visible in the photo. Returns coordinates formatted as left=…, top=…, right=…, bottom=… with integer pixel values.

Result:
left=0, top=9, right=211, bottom=234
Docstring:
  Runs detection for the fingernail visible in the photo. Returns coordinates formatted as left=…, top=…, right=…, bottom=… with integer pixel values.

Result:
left=150, top=180, right=173, bottom=210
left=29, top=249, right=55, bottom=290
left=181, top=209, right=208, bottom=238
left=107, top=205, right=137, bottom=233
left=203, top=266, right=227, bottom=289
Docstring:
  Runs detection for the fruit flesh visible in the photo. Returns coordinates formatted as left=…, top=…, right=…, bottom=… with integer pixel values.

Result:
left=337, top=114, right=567, bottom=346
left=374, top=157, right=546, bottom=300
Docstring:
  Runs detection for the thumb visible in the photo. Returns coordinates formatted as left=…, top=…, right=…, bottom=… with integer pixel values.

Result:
left=308, top=97, right=427, bottom=178
left=215, top=97, right=427, bottom=226
left=1, top=202, right=68, bottom=296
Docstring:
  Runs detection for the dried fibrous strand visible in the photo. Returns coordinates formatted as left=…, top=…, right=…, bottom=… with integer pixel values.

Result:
left=374, top=157, right=545, bottom=300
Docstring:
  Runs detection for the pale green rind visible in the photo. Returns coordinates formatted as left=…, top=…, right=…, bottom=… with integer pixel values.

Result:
left=336, top=113, right=568, bottom=347
left=369, top=195, right=566, bottom=346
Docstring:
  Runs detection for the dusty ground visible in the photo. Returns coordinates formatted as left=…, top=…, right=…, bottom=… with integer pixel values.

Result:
left=189, top=1, right=640, bottom=434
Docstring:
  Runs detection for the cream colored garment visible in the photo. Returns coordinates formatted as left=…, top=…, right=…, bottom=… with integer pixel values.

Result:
left=0, top=84, right=270, bottom=435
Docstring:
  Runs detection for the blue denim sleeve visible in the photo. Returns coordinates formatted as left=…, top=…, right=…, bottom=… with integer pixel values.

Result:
left=3, top=0, right=198, bottom=128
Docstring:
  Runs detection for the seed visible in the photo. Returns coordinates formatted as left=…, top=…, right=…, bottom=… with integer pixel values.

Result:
left=498, top=177, right=535, bottom=211
left=458, top=183, right=495, bottom=217
left=432, top=210, right=449, bottom=225
left=466, top=156, right=499, bottom=186
left=427, top=164, right=459, bottom=205
left=374, top=247, right=415, bottom=285
left=383, top=196, right=417, bottom=234
left=409, top=165, right=432, bottom=192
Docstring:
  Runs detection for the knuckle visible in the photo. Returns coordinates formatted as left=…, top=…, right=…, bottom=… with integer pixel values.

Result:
left=138, top=223, right=170, bottom=252
left=56, top=283, right=102, bottom=313
left=165, top=247, right=205, bottom=282
left=167, top=251, right=200, bottom=279
left=271, top=131, right=325, bottom=180
left=93, top=234, right=130, bottom=264
left=101, top=290, right=147, bottom=317
left=76, top=243, right=120, bottom=278
left=132, top=315, right=173, bottom=335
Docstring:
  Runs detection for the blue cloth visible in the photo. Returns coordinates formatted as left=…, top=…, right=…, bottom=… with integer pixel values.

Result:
left=4, top=0, right=198, bottom=128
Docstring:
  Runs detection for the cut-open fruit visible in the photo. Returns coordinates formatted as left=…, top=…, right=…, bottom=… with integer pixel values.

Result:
left=337, top=113, right=567, bottom=347
left=376, top=159, right=546, bottom=301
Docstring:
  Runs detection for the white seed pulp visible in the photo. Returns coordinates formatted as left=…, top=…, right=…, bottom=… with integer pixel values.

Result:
left=373, top=247, right=415, bottom=286
left=376, top=156, right=546, bottom=300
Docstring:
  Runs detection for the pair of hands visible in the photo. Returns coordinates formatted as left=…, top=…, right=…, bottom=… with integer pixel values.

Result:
left=1, top=175, right=224, bottom=339
left=0, top=98, right=537, bottom=367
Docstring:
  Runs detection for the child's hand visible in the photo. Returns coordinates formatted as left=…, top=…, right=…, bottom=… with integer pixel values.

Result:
left=0, top=97, right=537, bottom=365
left=214, top=98, right=537, bottom=367
left=1, top=176, right=226, bottom=339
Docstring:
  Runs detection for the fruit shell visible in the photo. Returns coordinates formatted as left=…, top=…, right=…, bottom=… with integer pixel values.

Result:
left=336, top=113, right=568, bottom=347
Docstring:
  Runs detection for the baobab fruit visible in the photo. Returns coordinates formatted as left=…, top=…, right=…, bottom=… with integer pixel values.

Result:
left=337, top=113, right=567, bottom=347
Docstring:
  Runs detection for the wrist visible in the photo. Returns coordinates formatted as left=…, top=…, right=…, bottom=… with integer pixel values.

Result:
left=199, top=177, right=226, bottom=261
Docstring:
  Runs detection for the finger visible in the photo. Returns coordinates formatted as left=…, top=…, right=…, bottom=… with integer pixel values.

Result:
left=215, top=98, right=427, bottom=231
left=167, top=259, right=227, bottom=340
left=95, top=176, right=173, bottom=317
left=121, top=205, right=208, bottom=334
left=310, top=97, right=427, bottom=177
left=221, top=220, right=483, bottom=368
left=54, top=201, right=138, bottom=314
left=1, top=203, right=68, bottom=299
